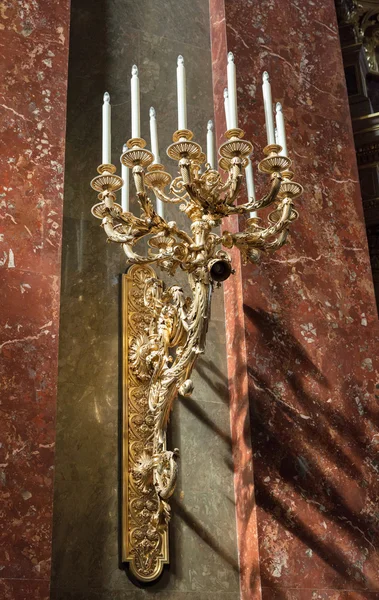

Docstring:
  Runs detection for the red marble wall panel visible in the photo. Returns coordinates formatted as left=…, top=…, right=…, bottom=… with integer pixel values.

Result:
left=0, top=1, right=70, bottom=598
left=210, top=3, right=262, bottom=599
left=210, top=0, right=379, bottom=598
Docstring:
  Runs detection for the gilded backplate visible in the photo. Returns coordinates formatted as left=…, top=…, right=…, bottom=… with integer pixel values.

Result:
left=122, top=264, right=169, bottom=582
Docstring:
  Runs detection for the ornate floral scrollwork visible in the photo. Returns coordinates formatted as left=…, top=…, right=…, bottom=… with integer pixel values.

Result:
left=123, top=265, right=170, bottom=582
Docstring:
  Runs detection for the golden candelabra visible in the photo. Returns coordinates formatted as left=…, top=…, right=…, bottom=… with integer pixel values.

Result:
left=91, top=120, right=302, bottom=581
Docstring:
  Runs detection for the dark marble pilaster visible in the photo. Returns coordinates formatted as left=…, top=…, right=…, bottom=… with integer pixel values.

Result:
left=0, top=1, right=70, bottom=598
left=210, top=0, right=379, bottom=598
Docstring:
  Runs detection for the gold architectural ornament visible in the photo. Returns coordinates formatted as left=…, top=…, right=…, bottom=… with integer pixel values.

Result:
left=90, top=61, right=303, bottom=582
left=360, top=8, right=379, bottom=72
left=336, top=0, right=379, bottom=72
left=122, top=265, right=169, bottom=581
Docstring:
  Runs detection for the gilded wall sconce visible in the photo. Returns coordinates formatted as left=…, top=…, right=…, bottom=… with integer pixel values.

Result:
left=90, top=53, right=302, bottom=582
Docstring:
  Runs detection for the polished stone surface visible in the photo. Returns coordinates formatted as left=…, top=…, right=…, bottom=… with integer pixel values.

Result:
left=210, top=0, right=379, bottom=598
left=0, top=0, right=70, bottom=597
left=0, top=580, right=51, bottom=600
left=261, top=591, right=379, bottom=600
left=54, top=593, right=241, bottom=600
left=51, top=0, right=239, bottom=598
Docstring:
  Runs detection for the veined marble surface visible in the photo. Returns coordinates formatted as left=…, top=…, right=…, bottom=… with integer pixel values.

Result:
left=210, top=0, right=379, bottom=598
left=0, top=1, right=70, bottom=598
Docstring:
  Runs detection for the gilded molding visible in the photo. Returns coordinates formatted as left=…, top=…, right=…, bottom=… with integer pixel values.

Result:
left=122, top=265, right=169, bottom=581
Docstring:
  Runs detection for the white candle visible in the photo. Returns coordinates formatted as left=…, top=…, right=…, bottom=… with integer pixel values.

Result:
left=131, top=65, right=140, bottom=139
left=275, top=102, right=287, bottom=156
left=207, top=120, right=215, bottom=169
left=121, top=143, right=129, bottom=213
left=102, top=92, right=111, bottom=164
left=156, top=197, right=164, bottom=219
left=245, top=157, right=257, bottom=218
left=148, top=106, right=164, bottom=218
left=227, top=52, right=238, bottom=129
left=149, top=107, right=160, bottom=164
left=262, top=72, right=275, bottom=145
left=223, top=88, right=231, bottom=131
left=177, top=55, right=187, bottom=130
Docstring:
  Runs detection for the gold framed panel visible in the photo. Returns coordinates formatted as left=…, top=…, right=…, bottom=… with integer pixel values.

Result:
left=122, top=265, right=169, bottom=582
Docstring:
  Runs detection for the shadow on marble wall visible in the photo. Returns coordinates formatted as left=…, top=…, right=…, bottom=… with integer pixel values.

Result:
left=51, top=0, right=240, bottom=598
left=242, top=305, right=379, bottom=594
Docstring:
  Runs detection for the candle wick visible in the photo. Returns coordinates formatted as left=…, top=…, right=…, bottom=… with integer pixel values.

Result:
left=177, top=55, right=184, bottom=65
left=227, top=52, right=235, bottom=63
left=276, top=102, right=282, bottom=112
left=263, top=71, right=270, bottom=82
left=223, top=88, right=229, bottom=99
left=207, top=120, right=214, bottom=131
left=132, top=65, right=138, bottom=76
left=103, top=92, right=110, bottom=103
left=149, top=106, right=156, bottom=118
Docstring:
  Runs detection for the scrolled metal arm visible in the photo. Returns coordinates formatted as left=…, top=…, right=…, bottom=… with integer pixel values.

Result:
left=259, top=197, right=294, bottom=240
left=122, top=242, right=175, bottom=267
left=263, top=229, right=288, bottom=251
left=222, top=194, right=298, bottom=265
left=152, top=186, right=184, bottom=206
left=221, top=173, right=282, bottom=216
